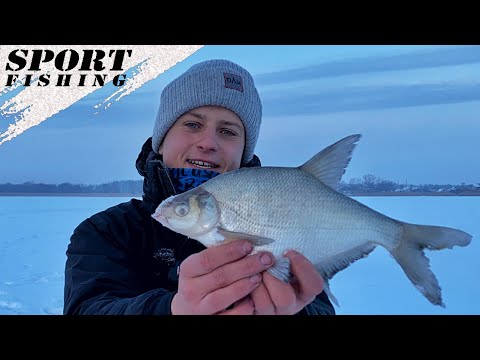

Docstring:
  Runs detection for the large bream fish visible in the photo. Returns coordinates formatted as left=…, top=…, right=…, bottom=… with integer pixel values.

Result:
left=152, top=134, right=472, bottom=307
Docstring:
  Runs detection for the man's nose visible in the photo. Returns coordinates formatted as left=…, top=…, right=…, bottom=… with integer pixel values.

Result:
left=196, top=130, right=219, bottom=152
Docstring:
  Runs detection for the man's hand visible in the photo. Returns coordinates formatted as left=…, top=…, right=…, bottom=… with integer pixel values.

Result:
left=171, top=240, right=274, bottom=315
left=249, top=250, right=324, bottom=315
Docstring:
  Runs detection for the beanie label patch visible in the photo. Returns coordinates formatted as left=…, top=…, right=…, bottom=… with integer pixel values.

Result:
left=223, top=73, right=243, bottom=92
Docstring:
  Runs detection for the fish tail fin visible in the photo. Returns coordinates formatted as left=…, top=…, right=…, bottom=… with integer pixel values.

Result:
left=390, top=222, right=472, bottom=307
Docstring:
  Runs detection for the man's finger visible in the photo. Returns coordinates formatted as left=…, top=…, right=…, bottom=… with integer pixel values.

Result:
left=250, top=283, right=275, bottom=315
left=180, top=240, right=253, bottom=278
left=262, top=271, right=296, bottom=314
left=201, top=275, right=262, bottom=314
left=219, top=297, right=255, bottom=315
left=285, top=250, right=324, bottom=302
left=197, top=251, right=273, bottom=296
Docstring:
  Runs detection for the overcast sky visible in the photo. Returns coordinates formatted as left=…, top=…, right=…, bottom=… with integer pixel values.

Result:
left=1, top=45, right=479, bottom=185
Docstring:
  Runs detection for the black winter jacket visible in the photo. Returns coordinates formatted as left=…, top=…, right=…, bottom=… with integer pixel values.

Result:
left=63, top=138, right=335, bottom=315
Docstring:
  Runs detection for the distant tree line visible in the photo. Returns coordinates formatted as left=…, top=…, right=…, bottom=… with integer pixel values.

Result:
left=0, top=175, right=479, bottom=195
left=0, top=180, right=143, bottom=194
left=339, top=174, right=480, bottom=195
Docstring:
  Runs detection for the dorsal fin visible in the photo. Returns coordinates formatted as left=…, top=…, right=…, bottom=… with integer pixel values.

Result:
left=299, top=134, right=362, bottom=190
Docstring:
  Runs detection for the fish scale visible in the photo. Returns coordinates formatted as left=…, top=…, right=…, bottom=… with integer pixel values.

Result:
left=204, top=166, right=402, bottom=257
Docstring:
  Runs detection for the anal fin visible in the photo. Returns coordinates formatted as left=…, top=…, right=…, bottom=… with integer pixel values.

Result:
left=315, top=242, right=377, bottom=308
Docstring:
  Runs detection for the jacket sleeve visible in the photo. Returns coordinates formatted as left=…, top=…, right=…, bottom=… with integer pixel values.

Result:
left=63, top=213, right=174, bottom=315
left=297, top=290, right=336, bottom=315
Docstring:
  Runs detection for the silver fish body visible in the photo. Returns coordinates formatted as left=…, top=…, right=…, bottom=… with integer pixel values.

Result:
left=202, top=166, right=403, bottom=258
left=153, top=134, right=472, bottom=307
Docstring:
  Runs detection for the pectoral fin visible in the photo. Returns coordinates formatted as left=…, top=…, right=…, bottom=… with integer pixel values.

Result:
left=217, top=228, right=276, bottom=247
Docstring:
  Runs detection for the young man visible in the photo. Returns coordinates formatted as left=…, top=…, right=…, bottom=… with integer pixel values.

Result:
left=63, top=59, right=335, bottom=315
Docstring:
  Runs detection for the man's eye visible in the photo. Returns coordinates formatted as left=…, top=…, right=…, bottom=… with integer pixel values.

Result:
left=220, top=129, right=236, bottom=136
left=185, top=122, right=200, bottom=129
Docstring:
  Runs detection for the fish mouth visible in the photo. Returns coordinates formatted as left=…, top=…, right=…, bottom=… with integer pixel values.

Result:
left=187, top=159, right=219, bottom=169
left=151, top=212, right=168, bottom=226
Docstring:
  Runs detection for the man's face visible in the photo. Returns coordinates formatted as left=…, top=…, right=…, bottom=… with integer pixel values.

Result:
left=159, top=106, right=246, bottom=173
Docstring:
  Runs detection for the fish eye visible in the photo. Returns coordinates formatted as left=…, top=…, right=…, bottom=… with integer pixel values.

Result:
left=174, top=202, right=190, bottom=217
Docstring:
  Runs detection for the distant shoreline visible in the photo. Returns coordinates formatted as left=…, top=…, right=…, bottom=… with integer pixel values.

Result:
left=0, top=192, right=479, bottom=197
left=0, top=193, right=141, bottom=197
left=346, top=191, right=480, bottom=197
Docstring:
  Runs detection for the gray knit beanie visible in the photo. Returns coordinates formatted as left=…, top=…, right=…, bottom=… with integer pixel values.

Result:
left=152, top=59, right=262, bottom=165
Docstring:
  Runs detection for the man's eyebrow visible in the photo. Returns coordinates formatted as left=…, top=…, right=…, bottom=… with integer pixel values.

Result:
left=219, top=120, right=243, bottom=131
left=186, top=111, right=205, bottom=120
